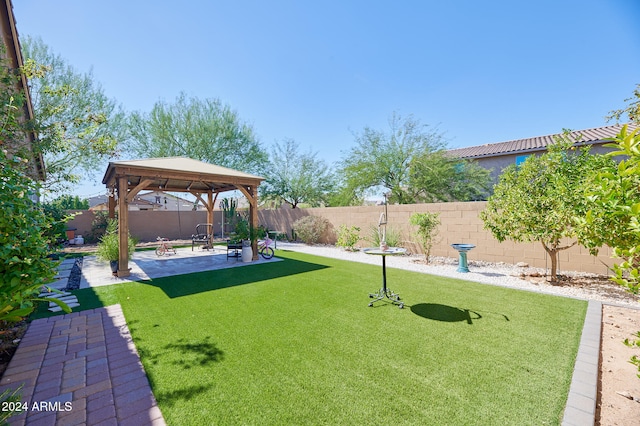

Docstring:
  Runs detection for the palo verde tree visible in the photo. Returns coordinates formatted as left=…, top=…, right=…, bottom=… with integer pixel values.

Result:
left=480, top=132, right=615, bottom=280
left=22, top=36, right=127, bottom=193
left=260, top=138, right=335, bottom=208
left=409, top=150, right=492, bottom=202
left=338, top=113, right=446, bottom=204
left=127, top=92, right=268, bottom=174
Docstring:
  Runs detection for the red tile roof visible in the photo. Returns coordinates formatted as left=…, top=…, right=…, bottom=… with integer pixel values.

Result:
left=447, top=123, right=638, bottom=159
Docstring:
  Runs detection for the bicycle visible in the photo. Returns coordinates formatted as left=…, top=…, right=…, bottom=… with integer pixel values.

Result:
left=155, top=236, right=177, bottom=256
left=258, top=236, right=274, bottom=259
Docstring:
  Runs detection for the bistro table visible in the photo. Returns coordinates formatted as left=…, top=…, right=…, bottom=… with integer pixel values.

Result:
left=363, top=247, right=407, bottom=308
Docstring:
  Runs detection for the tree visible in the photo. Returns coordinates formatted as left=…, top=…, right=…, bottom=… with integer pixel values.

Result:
left=577, top=125, right=640, bottom=293
left=260, top=139, right=335, bottom=208
left=606, top=83, right=640, bottom=124
left=48, top=194, right=89, bottom=210
left=409, top=151, right=492, bottom=202
left=22, top=36, right=127, bottom=193
left=338, top=113, right=446, bottom=204
left=480, top=132, right=614, bottom=280
left=127, top=92, right=268, bottom=174
left=0, top=55, right=70, bottom=326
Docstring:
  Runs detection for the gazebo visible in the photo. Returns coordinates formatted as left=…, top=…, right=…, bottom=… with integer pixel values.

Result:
left=102, top=157, right=264, bottom=277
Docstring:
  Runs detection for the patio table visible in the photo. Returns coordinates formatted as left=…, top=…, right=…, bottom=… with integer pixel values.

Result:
left=363, top=247, right=406, bottom=308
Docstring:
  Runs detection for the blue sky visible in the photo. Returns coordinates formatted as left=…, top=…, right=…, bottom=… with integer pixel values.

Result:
left=14, top=0, right=640, bottom=198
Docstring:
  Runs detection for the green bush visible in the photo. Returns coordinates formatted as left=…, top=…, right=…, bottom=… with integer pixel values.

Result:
left=410, top=212, right=441, bottom=263
left=96, top=219, right=137, bottom=262
left=292, top=216, right=329, bottom=244
left=336, top=225, right=360, bottom=251
left=85, top=211, right=108, bottom=243
left=41, top=201, right=77, bottom=247
left=0, top=151, right=70, bottom=324
left=366, top=225, right=403, bottom=248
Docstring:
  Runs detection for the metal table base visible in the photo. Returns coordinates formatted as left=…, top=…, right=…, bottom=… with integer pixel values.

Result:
left=364, top=248, right=406, bottom=309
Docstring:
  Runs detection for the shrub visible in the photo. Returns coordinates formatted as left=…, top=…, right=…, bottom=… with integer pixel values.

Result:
left=0, top=151, right=70, bottom=324
left=366, top=225, right=403, bottom=248
left=85, top=211, right=108, bottom=243
left=410, top=212, right=441, bottom=263
left=292, top=216, right=329, bottom=244
left=96, top=219, right=137, bottom=262
left=336, top=225, right=360, bottom=251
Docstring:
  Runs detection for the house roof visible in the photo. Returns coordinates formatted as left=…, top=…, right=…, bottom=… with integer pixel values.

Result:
left=102, top=157, right=264, bottom=194
left=447, top=123, right=639, bottom=159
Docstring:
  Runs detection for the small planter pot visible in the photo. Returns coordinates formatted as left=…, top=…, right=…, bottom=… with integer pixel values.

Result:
left=110, top=260, right=119, bottom=276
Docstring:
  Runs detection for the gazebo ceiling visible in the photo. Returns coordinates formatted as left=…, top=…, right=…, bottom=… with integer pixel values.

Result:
left=102, top=157, right=264, bottom=194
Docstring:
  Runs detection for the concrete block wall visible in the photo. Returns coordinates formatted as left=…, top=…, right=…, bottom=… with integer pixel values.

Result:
left=259, top=202, right=615, bottom=275
left=66, top=202, right=616, bottom=274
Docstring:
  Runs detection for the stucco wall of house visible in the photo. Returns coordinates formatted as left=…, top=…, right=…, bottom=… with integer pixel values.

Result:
left=470, top=142, right=619, bottom=182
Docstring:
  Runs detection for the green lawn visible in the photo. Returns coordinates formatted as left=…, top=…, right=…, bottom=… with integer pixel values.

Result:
left=55, top=251, right=587, bottom=425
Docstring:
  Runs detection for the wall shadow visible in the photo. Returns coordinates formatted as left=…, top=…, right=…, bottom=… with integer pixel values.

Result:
left=410, top=303, right=482, bottom=324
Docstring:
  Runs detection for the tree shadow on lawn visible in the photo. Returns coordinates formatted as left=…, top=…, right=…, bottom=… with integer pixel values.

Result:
left=410, top=303, right=510, bottom=324
left=143, top=256, right=329, bottom=299
left=139, top=335, right=225, bottom=370
left=153, top=384, right=214, bottom=408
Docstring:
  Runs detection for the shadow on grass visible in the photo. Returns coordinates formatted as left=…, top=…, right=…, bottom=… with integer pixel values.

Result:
left=154, top=384, right=213, bottom=408
left=165, top=336, right=225, bottom=369
left=410, top=303, right=482, bottom=324
left=143, top=256, right=329, bottom=299
left=139, top=335, right=225, bottom=369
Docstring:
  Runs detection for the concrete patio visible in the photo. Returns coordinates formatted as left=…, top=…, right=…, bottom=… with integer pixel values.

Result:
left=80, top=246, right=281, bottom=288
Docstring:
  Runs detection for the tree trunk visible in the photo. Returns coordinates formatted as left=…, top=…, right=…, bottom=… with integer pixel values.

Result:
left=541, top=242, right=559, bottom=281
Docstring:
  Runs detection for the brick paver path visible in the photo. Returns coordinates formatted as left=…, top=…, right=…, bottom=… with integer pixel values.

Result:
left=0, top=305, right=165, bottom=425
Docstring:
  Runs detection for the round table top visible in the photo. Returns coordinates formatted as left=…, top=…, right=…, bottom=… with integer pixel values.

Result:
left=362, top=247, right=407, bottom=256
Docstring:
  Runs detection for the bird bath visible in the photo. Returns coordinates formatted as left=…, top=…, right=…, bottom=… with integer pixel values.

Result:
left=451, top=243, right=476, bottom=273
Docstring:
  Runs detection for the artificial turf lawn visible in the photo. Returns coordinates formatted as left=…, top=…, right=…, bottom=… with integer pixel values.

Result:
left=53, top=250, right=587, bottom=425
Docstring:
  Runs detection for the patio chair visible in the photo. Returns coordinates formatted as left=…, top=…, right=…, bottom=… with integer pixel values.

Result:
left=192, top=223, right=213, bottom=251
left=226, top=239, right=242, bottom=260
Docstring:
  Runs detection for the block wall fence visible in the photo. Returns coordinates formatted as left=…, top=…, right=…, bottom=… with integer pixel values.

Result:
left=66, top=201, right=614, bottom=275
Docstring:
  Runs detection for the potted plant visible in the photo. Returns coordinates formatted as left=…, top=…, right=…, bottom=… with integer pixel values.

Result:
left=234, top=217, right=260, bottom=261
left=96, top=219, right=137, bottom=275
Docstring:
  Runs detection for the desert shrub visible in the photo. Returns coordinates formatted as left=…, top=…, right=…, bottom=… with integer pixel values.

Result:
left=336, top=225, right=360, bottom=251
left=85, top=211, right=109, bottom=243
left=366, top=225, right=403, bottom=248
left=292, top=216, right=329, bottom=244
left=410, top=212, right=441, bottom=263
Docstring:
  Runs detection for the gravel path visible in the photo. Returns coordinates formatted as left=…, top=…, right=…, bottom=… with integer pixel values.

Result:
left=277, top=242, right=640, bottom=307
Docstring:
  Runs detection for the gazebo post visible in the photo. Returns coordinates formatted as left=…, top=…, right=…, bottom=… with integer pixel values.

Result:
left=248, top=185, right=259, bottom=261
left=117, top=176, right=130, bottom=277
left=107, top=187, right=116, bottom=219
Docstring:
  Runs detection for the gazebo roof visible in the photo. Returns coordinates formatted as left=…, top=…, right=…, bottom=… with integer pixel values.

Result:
left=102, top=157, right=264, bottom=194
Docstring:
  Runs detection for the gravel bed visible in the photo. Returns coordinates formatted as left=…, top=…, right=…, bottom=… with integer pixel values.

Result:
left=277, top=242, right=640, bottom=307
left=65, top=257, right=83, bottom=291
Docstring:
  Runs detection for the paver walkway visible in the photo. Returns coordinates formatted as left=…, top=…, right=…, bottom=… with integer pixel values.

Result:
left=0, top=305, right=165, bottom=425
